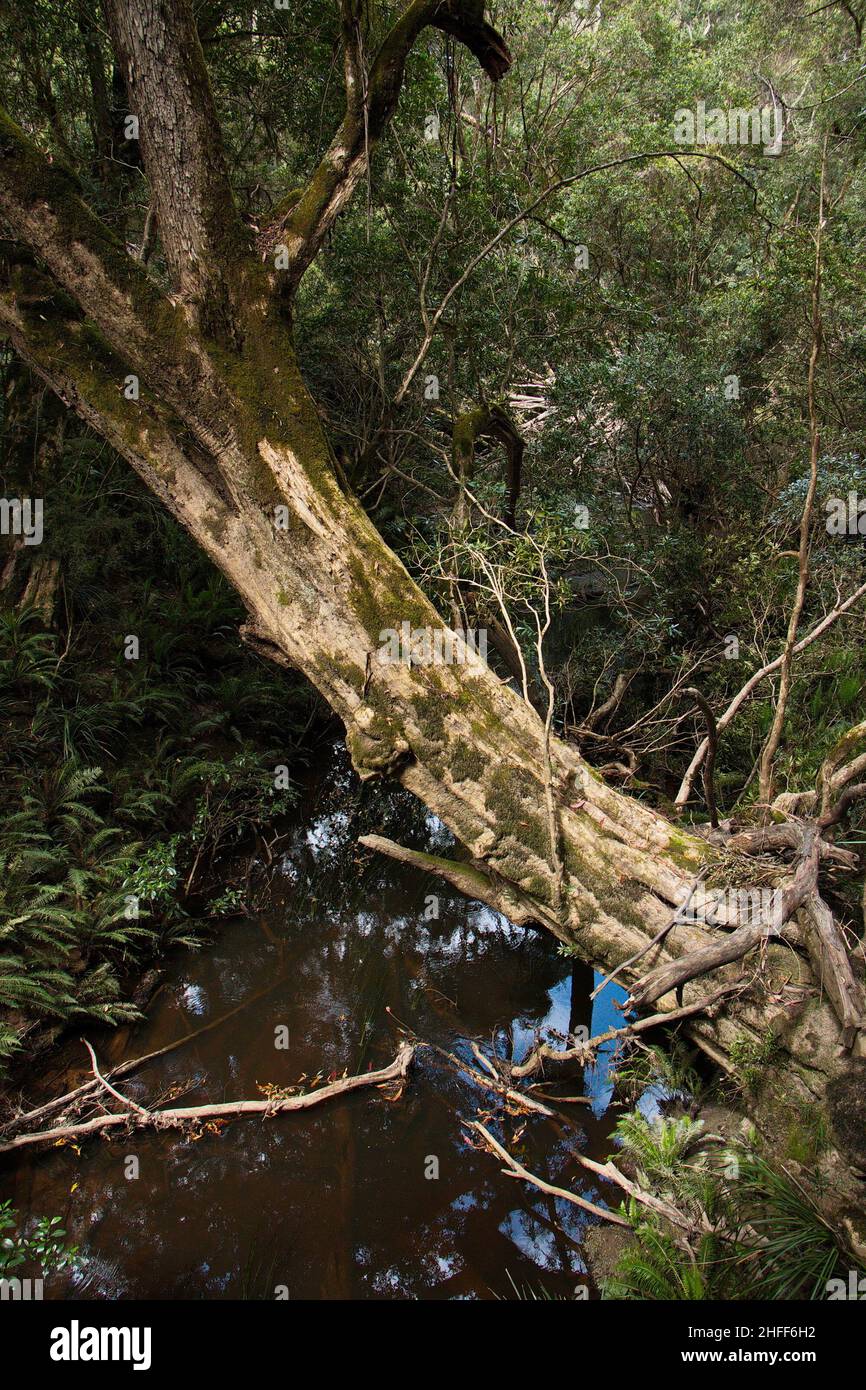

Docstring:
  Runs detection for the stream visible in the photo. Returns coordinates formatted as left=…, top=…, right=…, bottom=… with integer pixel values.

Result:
left=1, top=740, right=632, bottom=1300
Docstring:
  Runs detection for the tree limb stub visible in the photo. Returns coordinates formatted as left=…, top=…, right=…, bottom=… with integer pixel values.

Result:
left=358, top=833, right=567, bottom=940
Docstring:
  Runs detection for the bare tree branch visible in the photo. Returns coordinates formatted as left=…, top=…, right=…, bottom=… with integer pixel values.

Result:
left=674, top=579, right=866, bottom=808
left=0, top=1044, right=416, bottom=1156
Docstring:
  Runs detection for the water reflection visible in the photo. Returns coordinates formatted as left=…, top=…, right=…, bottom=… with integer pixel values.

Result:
left=1, top=742, right=628, bottom=1300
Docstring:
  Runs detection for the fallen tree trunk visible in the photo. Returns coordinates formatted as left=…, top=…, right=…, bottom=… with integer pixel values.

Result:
left=0, top=0, right=864, bottom=1220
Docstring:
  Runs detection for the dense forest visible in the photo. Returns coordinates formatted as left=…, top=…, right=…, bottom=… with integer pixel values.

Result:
left=1, top=0, right=866, bottom=1315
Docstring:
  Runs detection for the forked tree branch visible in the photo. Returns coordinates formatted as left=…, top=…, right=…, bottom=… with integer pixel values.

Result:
left=0, top=109, right=185, bottom=384
left=261, top=0, right=511, bottom=293
left=0, top=1043, right=416, bottom=1156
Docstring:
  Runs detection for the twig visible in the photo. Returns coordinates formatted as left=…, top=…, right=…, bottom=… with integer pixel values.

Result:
left=674, top=579, right=866, bottom=808
left=426, top=1040, right=554, bottom=1116
left=591, top=877, right=701, bottom=1000
left=683, top=688, right=719, bottom=828
left=81, top=1039, right=149, bottom=1118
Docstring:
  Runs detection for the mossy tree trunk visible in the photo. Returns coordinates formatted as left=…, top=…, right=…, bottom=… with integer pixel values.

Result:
left=0, top=0, right=861, bottom=1185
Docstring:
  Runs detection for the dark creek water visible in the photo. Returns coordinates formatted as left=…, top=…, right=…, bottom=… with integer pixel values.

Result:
left=1, top=742, right=633, bottom=1300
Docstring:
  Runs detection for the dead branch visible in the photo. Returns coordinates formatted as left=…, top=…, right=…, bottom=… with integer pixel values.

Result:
left=566, top=1141, right=767, bottom=1249
left=81, top=1039, right=149, bottom=1118
left=511, top=984, right=741, bottom=1079
left=674, top=580, right=866, bottom=808
left=801, top=894, right=866, bottom=1049
left=423, top=1040, right=554, bottom=1116
left=819, top=782, right=866, bottom=830
left=466, top=1120, right=631, bottom=1226
left=629, top=917, right=773, bottom=1011
left=0, top=975, right=291, bottom=1139
left=629, top=828, right=823, bottom=1009
left=591, top=876, right=701, bottom=1001
left=728, top=821, right=858, bottom=868
left=566, top=1148, right=702, bottom=1237
left=683, top=687, right=719, bottom=827
left=0, top=1044, right=415, bottom=1156
left=582, top=671, right=633, bottom=733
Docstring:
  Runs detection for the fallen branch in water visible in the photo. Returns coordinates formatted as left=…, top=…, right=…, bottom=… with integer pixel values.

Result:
left=82, top=1038, right=149, bottom=1119
left=471, top=1118, right=775, bottom=1269
left=422, top=1038, right=555, bottom=1116
left=510, top=984, right=742, bottom=1080
left=552, top=1124, right=768, bottom=1250
left=0, top=974, right=292, bottom=1139
left=471, top=1119, right=763, bottom=1253
left=466, top=1120, right=630, bottom=1226
left=468, top=1039, right=594, bottom=1104
left=0, top=1043, right=415, bottom=1156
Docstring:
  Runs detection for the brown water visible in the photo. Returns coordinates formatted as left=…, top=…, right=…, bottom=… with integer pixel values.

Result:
left=1, top=741, right=631, bottom=1300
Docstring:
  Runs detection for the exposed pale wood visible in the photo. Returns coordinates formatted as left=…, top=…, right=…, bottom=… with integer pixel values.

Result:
left=0, top=974, right=290, bottom=1138
left=0, top=1045, right=416, bottom=1155
left=591, top=877, right=701, bottom=1001
left=801, top=894, right=866, bottom=1050
left=511, top=984, right=742, bottom=1079
left=467, top=1120, right=631, bottom=1226
left=81, top=1039, right=149, bottom=1118
left=422, top=1040, right=554, bottom=1117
